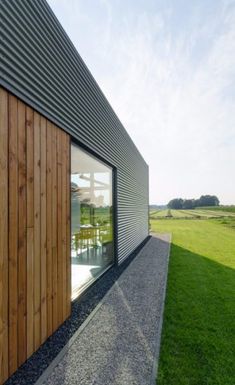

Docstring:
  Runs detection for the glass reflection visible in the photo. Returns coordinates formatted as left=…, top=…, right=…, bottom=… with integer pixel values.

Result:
left=71, top=144, right=114, bottom=299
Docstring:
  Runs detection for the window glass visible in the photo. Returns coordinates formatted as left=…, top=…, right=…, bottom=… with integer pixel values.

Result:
left=71, top=144, right=114, bottom=299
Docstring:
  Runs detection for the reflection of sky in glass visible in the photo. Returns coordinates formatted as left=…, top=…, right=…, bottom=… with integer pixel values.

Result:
left=95, top=172, right=109, bottom=184
left=71, top=174, right=89, bottom=188
left=71, top=171, right=112, bottom=207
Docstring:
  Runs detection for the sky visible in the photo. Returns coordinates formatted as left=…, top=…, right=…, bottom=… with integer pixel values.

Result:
left=48, top=0, right=235, bottom=205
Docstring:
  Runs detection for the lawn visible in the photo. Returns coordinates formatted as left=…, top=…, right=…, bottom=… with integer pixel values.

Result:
left=150, top=208, right=235, bottom=219
left=150, top=218, right=235, bottom=385
left=150, top=209, right=171, bottom=218
left=198, top=205, right=235, bottom=214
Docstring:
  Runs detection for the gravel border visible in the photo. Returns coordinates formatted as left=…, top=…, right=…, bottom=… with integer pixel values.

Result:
left=35, top=233, right=171, bottom=385
left=5, top=236, right=150, bottom=385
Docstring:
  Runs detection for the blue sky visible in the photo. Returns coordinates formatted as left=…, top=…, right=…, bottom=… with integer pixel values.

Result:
left=48, top=0, right=235, bottom=204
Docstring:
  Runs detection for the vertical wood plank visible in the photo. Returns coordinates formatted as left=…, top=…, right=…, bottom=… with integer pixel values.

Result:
left=8, top=94, right=18, bottom=375
left=0, top=89, right=72, bottom=384
left=46, top=121, right=53, bottom=337
left=51, top=125, right=58, bottom=331
left=61, top=132, right=67, bottom=320
left=26, top=106, right=34, bottom=358
left=0, top=88, right=9, bottom=383
left=17, top=100, right=27, bottom=366
left=57, top=128, right=63, bottom=326
left=33, top=112, right=41, bottom=350
left=40, top=117, right=47, bottom=344
left=66, top=135, right=71, bottom=317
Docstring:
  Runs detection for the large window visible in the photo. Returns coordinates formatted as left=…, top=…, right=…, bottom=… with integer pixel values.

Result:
left=71, top=144, right=114, bottom=299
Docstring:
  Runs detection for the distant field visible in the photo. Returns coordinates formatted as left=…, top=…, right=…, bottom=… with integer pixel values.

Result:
left=149, top=209, right=161, bottom=216
left=150, top=207, right=235, bottom=220
left=150, top=209, right=171, bottom=218
left=198, top=205, right=235, bottom=213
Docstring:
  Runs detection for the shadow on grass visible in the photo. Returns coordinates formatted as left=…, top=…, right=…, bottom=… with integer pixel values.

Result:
left=157, top=243, right=235, bottom=385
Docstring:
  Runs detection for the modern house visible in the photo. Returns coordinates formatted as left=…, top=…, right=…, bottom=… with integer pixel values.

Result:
left=0, top=0, right=149, bottom=383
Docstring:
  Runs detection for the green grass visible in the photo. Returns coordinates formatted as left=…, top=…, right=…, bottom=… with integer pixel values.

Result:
left=151, top=208, right=235, bottom=219
left=171, top=210, right=195, bottom=218
left=150, top=209, right=170, bottom=218
left=151, top=218, right=235, bottom=385
left=197, top=209, right=235, bottom=217
left=184, top=209, right=222, bottom=218
left=150, top=209, right=194, bottom=219
left=212, top=216, right=235, bottom=230
left=198, top=205, right=235, bottom=213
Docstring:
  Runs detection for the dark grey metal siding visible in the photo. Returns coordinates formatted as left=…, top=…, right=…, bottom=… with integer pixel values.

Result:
left=0, top=0, right=149, bottom=263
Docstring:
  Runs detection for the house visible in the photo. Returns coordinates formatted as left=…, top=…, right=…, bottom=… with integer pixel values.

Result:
left=0, top=0, right=149, bottom=383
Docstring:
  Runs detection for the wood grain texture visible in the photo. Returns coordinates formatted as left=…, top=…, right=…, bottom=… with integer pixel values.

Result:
left=33, top=111, right=41, bottom=351
left=46, top=121, right=53, bottom=337
left=66, top=135, right=71, bottom=317
left=0, top=88, right=9, bottom=384
left=0, top=88, right=71, bottom=384
left=18, top=100, right=27, bottom=366
left=26, top=106, right=34, bottom=358
left=61, top=132, right=67, bottom=320
left=40, top=116, right=47, bottom=344
left=57, top=129, right=63, bottom=326
left=52, top=125, right=58, bottom=332
left=8, top=94, right=18, bottom=375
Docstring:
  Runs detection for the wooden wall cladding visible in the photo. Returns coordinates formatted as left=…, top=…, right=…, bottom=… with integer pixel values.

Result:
left=0, top=87, right=71, bottom=384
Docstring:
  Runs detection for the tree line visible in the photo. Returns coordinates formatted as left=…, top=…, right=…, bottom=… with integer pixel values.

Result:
left=168, top=195, right=220, bottom=210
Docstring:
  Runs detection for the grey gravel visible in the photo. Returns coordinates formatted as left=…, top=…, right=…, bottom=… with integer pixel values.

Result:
left=36, top=234, right=171, bottom=385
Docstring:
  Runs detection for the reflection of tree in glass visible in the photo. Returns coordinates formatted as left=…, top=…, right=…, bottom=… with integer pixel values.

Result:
left=71, top=181, right=81, bottom=234
left=80, top=203, right=91, bottom=225
left=94, top=207, right=110, bottom=222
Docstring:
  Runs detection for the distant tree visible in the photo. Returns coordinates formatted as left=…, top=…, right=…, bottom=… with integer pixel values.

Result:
left=168, top=198, right=184, bottom=209
left=198, top=195, right=220, bottom=207
left=183, top=199, right=195, bottom=209
left=167, top=195, right=220, bottom=209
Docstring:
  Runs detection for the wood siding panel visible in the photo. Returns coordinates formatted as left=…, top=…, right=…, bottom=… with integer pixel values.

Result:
left=66, top=135, right=71, bottom=318
left=26, top=106, right=34, bottom=358
left=56, top=129, right=63, bottom=326
left=40, top=117, right=47, bottom=344
left=61, top=132, right=67, bottom=320
left=0, top=88, right=71, bottom=384
left=8, top=94, right=18, bottom=375
left=0, top=88, right=9, bottom=384
left=17, top=100, right=27, bottom=366
left=46, top=121, right=53, bottom=337
left=51, top=125, right=58, bottom=331
left=33, top=111, right=41, bottom=351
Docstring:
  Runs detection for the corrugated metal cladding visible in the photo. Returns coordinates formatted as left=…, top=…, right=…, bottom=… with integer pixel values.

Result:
left=0, top=0, right=149, bottom=263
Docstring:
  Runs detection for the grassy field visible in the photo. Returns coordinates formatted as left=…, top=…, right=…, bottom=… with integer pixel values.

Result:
left=198, top=205, right=235, bottom=213
left=150, top=215, right=235, bottom=385
left=150, top=207, right=235, bottom=219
